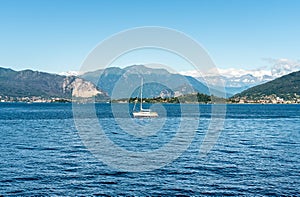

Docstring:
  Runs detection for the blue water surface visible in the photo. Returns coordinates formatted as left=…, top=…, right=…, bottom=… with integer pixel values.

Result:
left=0, top=103, right=299, bottom=195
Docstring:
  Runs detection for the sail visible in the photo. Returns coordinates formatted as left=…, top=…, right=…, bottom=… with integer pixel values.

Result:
left=132, top=77, right=158, bottom=118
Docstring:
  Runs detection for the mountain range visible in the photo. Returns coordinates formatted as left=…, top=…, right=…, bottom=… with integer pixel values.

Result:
left=1, top=65, right=299, bottom=102
left=232, top=70, right=300, bottom=101
left=80, top=65, right=220, bottom=99
left=196, top=74, right=273, bottom=95
left=180, top=59, right=300, bottom=95
left=0, top=66, right=214, bottom=100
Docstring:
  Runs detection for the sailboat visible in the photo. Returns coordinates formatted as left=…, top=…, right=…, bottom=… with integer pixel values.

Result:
left=132, top=78, right=158, bottom=118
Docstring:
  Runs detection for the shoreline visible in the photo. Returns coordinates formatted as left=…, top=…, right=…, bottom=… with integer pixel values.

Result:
left=1, top=101, right=299, bottom=105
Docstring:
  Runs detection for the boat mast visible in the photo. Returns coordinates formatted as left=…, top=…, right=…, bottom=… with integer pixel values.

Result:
left=140, top=77, right=143, bottom=111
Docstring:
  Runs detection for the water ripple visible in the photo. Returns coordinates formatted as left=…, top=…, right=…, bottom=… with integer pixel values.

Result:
left=0, top=103, right=299, bottom=195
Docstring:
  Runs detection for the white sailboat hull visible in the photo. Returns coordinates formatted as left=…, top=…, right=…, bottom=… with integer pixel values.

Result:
left=133, top=111, right=158, bottom=118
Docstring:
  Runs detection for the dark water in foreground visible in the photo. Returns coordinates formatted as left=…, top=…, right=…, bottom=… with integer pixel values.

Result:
left=0, top=103, right=299, bottom=196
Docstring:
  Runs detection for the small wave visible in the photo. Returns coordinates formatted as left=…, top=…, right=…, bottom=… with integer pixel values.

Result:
left=14, top=177, right=40, bottom=181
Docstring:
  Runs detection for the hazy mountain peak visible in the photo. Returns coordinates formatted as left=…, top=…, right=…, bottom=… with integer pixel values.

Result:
left=59, top=71, right=80, bottom=76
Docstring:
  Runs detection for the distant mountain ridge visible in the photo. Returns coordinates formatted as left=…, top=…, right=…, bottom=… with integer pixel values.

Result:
left=0, top=67, right=107, bottom=100
left=0, top=65, right=226, bottom=101
left=232, top=70, right=300, bottom=101
left=80, top=65, right=223, bottom=99
left=181, top=59, right=300, bottom=95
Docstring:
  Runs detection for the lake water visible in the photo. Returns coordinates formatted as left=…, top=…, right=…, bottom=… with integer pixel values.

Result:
left=0, top=103, right=299, bottom=195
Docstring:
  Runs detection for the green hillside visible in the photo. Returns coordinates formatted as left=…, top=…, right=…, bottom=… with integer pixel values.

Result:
left=0, top=67, right=108, bottom=102
left=0, top=68, right=69, bottom=98
left=232, top=70, right=300, bottom=101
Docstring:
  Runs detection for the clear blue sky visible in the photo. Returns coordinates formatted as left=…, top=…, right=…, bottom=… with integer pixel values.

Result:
left=0, top=0, right=299, bottom=73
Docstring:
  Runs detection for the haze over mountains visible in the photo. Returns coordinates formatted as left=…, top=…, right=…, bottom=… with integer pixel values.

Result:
left=180, top=58, right=300, bottom=94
